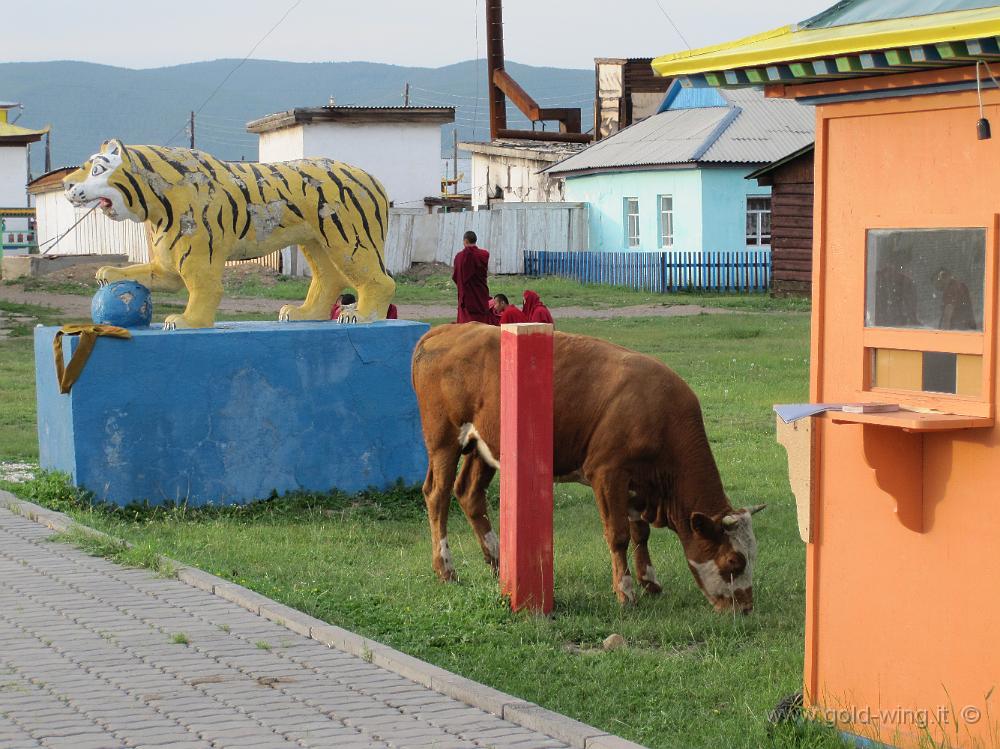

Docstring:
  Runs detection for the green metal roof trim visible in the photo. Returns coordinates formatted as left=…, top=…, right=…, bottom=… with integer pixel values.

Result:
left=801, top=0, right=1000, bottom=29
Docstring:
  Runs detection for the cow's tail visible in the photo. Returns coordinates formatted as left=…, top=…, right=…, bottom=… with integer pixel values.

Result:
left=458, top=423, right=500, bottom=469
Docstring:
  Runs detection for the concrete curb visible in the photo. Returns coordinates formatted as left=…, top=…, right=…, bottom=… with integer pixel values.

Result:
left=0, top=492, right=647, bottom=749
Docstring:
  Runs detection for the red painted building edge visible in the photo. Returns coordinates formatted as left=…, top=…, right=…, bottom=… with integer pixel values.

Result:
left=498, top=323, right=554, bottom=614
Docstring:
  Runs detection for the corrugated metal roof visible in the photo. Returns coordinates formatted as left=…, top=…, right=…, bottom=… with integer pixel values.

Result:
left=546, top=86, right=814, bottom=175
left=700, top=88, right=814, bottom=162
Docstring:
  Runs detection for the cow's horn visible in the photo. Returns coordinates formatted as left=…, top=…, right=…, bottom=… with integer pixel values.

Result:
left=721, top=514, right=740, bottom=528
left=748, top=504, right=767, bottom=515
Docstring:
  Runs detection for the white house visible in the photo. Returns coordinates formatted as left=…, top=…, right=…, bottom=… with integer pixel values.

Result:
left=247, top=105, right=455, bottom=208
left=460, top=139, right=587, bottom=209
left=0, top=102, right=47, bottom=240
left=29, top=167, right=149, bottom=261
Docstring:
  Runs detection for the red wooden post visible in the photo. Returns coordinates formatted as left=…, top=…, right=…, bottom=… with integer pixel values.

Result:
left=499, top=322, right=554, bottom=614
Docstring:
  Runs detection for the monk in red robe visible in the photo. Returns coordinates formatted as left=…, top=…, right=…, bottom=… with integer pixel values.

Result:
left=522, top=290, right=554, bottom=325
left=452, top=231, right=492, bottom=323
left=493, top=293, right=528, bottom=324
left=386, top=303, right=398, bottom=319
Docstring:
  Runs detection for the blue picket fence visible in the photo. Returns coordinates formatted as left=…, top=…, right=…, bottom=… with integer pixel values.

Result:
left=522, top=250, right=772, bottom=294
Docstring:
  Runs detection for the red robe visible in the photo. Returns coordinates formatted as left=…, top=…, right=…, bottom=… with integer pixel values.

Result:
left=522, top=290, right=554, bottom=325
left=452, top=245, right=492, bottom=323
left=499, top=305, right=528, bottom=324
left=386, top=304, right=398, bottom=319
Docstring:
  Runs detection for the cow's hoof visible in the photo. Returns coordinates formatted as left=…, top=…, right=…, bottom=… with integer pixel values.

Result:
left=435, top=567, right=458, bottom=583
left=639, top=565, right=662, bottom=594
left=616, top=575, right=637, bottom=605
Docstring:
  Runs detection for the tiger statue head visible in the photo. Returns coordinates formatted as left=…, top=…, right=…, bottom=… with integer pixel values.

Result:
left=64, top=139, right=141, bottom=223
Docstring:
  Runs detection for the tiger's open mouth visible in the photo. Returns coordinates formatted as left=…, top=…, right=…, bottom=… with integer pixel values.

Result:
left=98, top=198, right=112, bottom=210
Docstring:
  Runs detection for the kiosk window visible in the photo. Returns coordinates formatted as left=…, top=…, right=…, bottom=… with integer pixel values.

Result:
left=865, top=228, right=985, bottom=331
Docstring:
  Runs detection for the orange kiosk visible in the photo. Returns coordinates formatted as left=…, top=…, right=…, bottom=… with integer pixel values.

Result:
left=654, top=4, right=1000, bottom=747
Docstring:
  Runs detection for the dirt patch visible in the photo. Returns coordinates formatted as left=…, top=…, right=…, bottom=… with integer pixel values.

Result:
left=40, top=263, right=129, bottom=291
left=223, top=263, right=283, bottom=288
left=395, top=262, right=452, bottom=283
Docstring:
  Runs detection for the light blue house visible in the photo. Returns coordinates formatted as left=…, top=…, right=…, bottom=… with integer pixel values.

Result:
left=545, top=82, right=814, bottom=252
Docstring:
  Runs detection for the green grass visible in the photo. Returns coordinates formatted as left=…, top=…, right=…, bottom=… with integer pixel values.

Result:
left=4, top=268, right=809, bottom=312
left=0, top=311, right=850, bottom=748
left=393, top=271, right=810, bottom=311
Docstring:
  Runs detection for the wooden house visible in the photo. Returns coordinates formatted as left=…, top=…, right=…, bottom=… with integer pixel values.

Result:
left=747, top=144, right=815, bottom=296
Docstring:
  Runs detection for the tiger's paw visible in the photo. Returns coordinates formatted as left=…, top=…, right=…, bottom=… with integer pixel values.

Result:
left=278, top=304, right=330, bottom=322
left=95, top=266, right=126, bottom=287
left=163, top=314, right=196, bottom=331
left=336, top=304, right=360, bottom=324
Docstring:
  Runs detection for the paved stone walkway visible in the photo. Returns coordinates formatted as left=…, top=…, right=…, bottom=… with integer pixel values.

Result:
left=0, top=508, right=569, bottom=749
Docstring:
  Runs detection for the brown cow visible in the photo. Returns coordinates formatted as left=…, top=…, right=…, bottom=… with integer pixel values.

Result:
left=411, top=323, right=765, bottom=613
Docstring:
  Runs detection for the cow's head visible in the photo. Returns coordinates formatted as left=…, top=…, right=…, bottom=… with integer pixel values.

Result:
left=684, top=505, right=765, bottom=614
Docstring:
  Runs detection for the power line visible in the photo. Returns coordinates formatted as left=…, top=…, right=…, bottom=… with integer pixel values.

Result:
left=650, top=0, right=691, bottom=50
left=163, top=0, right=303, bottom=147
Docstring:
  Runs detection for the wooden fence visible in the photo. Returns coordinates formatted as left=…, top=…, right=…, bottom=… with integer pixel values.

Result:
left=523, top=250, right=772, bottom=293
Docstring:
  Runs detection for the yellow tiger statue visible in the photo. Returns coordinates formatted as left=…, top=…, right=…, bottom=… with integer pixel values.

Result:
left=63, top=139, right=394, bottom=329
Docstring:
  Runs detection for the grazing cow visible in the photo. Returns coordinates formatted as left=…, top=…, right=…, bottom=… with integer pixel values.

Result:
left=411, top=323, right=765, bottom=613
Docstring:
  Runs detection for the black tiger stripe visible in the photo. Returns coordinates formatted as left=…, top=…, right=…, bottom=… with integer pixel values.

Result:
left=342, top=169, right=384, bottom=241
left=216, top=206, right=225, bottom=235
left=223, top=189, right=239, bottom=232
left=315, top=185, right=348, bottom=243
left=201, top=204, right=214, bottom=263
left=266, top=164, right=292, bottom=193
left=361, top=171, right=388, bottom=206
left=178, top=248, right=192, bottom=273
left=340, top=182, right=377, bottom=251
left=191, top=152, right=219, bottom=180
left=167, top=232, right=185, bottom=254
left=115, top=180, right=134, bottom=208
left=325, top=168, right=347, bottom=203
left=245, top=164, right=270, bottom=202
left=131, top=149, right=174, bottom=233
left=277, top=190, right=305, bottom=221
left=146, top=146, right=190, bottom=178
left=122, top=171, right=149, bottom=218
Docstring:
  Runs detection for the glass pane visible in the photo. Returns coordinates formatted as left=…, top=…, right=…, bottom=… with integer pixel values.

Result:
left=922, top=352, right=958, bottom=394
left=865, top=228, right=985, bottom=331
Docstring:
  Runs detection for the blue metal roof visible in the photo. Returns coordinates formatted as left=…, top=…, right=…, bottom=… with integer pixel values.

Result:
left=799, top=0, right=1000, bottom=29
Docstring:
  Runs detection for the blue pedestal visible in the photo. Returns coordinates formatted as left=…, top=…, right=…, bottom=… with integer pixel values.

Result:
left=34, top=320, right=430, bottom=506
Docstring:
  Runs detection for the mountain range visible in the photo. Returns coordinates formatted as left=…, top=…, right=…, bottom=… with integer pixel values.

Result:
left=0, top=58, right=595, bottom=174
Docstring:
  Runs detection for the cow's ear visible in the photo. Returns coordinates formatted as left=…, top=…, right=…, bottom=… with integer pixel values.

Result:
left=690, top=512, right=722, bottom=541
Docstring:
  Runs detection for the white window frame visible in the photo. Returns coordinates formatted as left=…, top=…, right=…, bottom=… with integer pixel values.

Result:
left=624, top=197, right=640, bottom=248
left=746, top=196, right=772, bottom=247
left=658, top=195, right=674, bottom=248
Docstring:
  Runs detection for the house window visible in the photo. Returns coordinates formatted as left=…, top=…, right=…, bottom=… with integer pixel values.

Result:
left=624, top=197, right=640, bottom=248
left=746, top=196, right=772, bottom=246
left=658, top=195, right=674, bottom=247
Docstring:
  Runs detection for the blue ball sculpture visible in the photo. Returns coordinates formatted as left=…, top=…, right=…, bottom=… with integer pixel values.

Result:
left=91, top=280, right=153, bottom=328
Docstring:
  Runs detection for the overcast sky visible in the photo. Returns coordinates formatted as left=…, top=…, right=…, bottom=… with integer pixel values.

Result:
left=5, top=0, right=831, bottom=70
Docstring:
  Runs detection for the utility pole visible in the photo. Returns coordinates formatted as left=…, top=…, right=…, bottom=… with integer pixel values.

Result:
left=44, top=130, right=51, bottom=173
left=189, top=111, right=195, bottom=149
left=453, top=129, right=459, bottom=194
left=403, top=82, right=410, bottom=107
